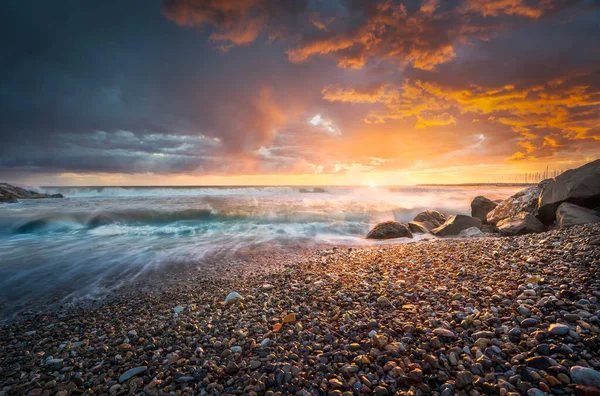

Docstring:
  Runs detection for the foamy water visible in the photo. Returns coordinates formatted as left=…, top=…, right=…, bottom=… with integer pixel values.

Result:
left=0, top=185, right=521, bottom=317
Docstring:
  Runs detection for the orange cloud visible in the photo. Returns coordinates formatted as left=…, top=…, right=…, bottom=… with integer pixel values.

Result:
left=323, top=74, right=600, bottom=160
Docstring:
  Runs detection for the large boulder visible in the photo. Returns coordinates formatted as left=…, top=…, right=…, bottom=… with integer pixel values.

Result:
left=496, top=212, right=547, bottom=236
left=556, top=202, right=600, bottom=228
left=486, top=180, right=552, bottom=225
left=408, top=221, right=434, bottom=233
left=413, top=210, right=446, bottom=227
left=537, top=159, right=600, bottom=225
left=366, top=221, right=413, bottom=239
left=0, top=183, right=63, bottom=203
left=471, top=196, right=498, bottom=224
left=432, top=215, right=482, bottom=237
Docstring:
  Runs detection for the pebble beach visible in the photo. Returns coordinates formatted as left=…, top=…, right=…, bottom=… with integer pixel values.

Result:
left=2, top=223, right=600, bottom=395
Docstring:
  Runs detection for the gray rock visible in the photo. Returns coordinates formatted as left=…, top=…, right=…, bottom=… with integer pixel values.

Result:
left=458, top=226, right=484, bottom=238
left=570, top=366, right=600, bottom=388
left=413, top=210, right=446, bottom=227
left=119, top=366, right=147, bottom=383
left=456, top=371, right=474, bottom=388
left=556, top=202, right=600, bottom=228
left=432, top=215, right=482, bottom=237
left=497, top=212, right=547, bottom=236
left=225, top=292, right=243, bottom=305
left=538, top=159, right=600, bottom=225
left=471, top=196, right=498, bottom=223
left=487, top=180, right=552, bottom=225
left=366, top=221, right=413, bottom=239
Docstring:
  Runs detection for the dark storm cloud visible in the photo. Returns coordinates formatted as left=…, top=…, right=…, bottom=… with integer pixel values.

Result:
left=0, top=0, right=599, bottom=180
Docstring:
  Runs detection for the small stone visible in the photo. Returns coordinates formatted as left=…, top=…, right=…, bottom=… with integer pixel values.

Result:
left=250, top=360, right=262, bottom=370
left=571, top=366, right=600, bottom=388
left=225, top=362, right=239, bottom=374
left=225, top=292, right=243, bottom=305
left=548, top=323, right=570, bottom=336
left=119, top=366, right=147, bottom=383
left=282, top=313, right=296, bottom=324
left=434, top=328, right=455, bottom=337
left=377, top=296, right=391, bottom=307
left=173, top=305, right=184, bottom=313
left=456, top=371, right=474, bottom=388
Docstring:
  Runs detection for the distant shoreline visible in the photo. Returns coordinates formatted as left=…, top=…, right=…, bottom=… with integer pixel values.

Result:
left=35, top=183, right=534, bottom=189
left=417, top=182, right=536, bottom=187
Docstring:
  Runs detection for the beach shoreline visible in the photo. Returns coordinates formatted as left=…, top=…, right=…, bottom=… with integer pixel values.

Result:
left=1, top=224, right=599, bottom=395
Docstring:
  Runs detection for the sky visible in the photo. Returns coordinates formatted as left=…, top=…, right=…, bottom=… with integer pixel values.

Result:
left=1, top=0, right=599, bottom=186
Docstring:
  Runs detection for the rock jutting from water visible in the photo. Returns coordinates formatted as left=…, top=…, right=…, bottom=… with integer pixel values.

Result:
left=366, top=220, right=413, bottom=239
left=0, top=182, right=63, bottom=203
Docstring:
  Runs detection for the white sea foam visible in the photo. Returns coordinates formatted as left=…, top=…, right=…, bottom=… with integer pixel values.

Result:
left=0, top=185, right=522, bottom=318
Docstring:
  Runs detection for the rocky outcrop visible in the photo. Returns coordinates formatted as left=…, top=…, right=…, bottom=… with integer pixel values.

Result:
left=408, top=221, right=435, bottom=233
left=0, top=183, right=63, bottom=203
left=471, top=196, right=498, bottom=224
left=537, top=159, right=600, bottom=225
left=486, top=180, right=552, bottom=225
left=366, top=221, right=413, bottom=239
left=413, top=210, right=446, bottom=228
left=556, top=202, right=600, bottom=228
left=432, top=215, right=482, bottom=237
left=496, top=212, right=547, bottom=236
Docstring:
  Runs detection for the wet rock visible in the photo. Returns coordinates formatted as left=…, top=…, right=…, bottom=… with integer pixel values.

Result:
left=366, top=221, right=413, bottom=239
left=432, top=214, right=482, bottom=236
left=408, top=220, right=435, bottom=233
left=471, top=196, right=498, bottom=223
left=413, top=210, right=446, bottom=227
left=497, top=212, right=547, bottom=236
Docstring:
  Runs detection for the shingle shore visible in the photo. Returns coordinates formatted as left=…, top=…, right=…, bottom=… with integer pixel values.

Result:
left=1, top=224, right=600, bottom=395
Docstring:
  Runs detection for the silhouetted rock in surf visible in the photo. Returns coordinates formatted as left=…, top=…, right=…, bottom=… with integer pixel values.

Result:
left=0, top=183, right=63, bottom=203
left=366, top=221, right=413, bottom=239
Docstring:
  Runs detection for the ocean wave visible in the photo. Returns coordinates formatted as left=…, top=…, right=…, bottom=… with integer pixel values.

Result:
left=40, top=186, right=304, bottom=198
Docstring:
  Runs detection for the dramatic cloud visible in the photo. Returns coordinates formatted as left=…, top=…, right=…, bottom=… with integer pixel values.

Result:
left=0, top=0, right=599, bottom=184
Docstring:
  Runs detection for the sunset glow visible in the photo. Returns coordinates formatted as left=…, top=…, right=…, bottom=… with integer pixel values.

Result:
left=1, top=1, right=599, bottom=186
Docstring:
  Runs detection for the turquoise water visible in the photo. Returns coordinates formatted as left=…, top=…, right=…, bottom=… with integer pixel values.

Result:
left=0, top=185, right=520, bottom=317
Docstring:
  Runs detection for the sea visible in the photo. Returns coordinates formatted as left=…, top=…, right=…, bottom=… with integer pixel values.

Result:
left=0, top=185, right=522, bottom=319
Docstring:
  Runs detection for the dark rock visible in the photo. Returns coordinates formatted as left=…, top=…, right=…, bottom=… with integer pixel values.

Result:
left=366, top=221, right=413, bottom=239
left=471, top=196, right=498, bottom=223
left=487, top=180, right=552, bottom=225
left=556, top=203, right=600, bottom=228
left=571, top=366, right=600, bottom=388
left=525, top=356, right=551, bottom=370
left=413, top=210, right=446, bottom=227
left=538, top=159, right=600, bottom=224
left=0, top=183, right=63, bottom=204
left=497, top=212, right=547, bottom=236
left=432, top=215, right=482, bottom=237
left=408, top=221, right=435, bottom=233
